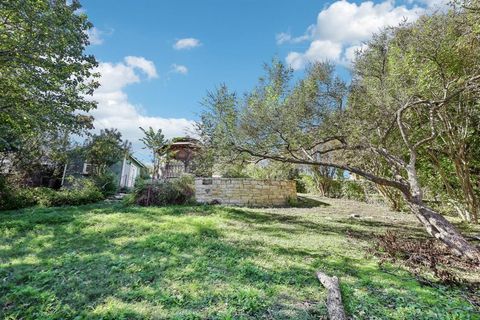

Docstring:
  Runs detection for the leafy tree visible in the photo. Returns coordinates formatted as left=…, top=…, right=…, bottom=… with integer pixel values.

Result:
left=189, top=146, right=215, bottom=177
left=342, top=8, right=480, bottom=257
left=139, top=127, right=169, bottom=206
left=85, top=129, right=130, bottom=176
left=194, top=84, right=240, bottom=177
left=0, top=0, right=98, bottom=153
left=382, top=12, right=480, bottom=223
left=198, top=10, right=480, bottom=261
left=243, top=161, right=300, bottom=180
left=1, top=129, right=74, bottom=188
left=139, top=127, right=167, bottom=179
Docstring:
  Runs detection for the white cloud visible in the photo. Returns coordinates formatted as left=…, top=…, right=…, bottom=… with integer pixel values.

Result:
left=86, top=27, right=114, bottom=46
left=282, top=0, right=424, bottom=69
left=276, top=31, right=311, bottom=45
left=313, top=1, right=420, bottom=43
left=286, top=40, right=343, bottom=70
left=86, top=27, right=104, bottom=45
left=171, top=64, right=188, bottom=75
left=124, top=56, right=158, bottom=79
left=173, top=38, right=201, bottom=50
left=417, top=0, right=449, bottom=8
left=276, top=32, right=292, bottom=45
left=88, top=57, right=195, bottom=160
left=344, top=43, right=369, bottom=63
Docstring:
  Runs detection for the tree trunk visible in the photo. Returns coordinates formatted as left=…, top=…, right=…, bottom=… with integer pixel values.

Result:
left=408, top=200, right=480, bottom=261
left=376, top=184, right=403, bottom=211
left=403, top=159, right=480, bottom=261
left=454, top=156, right=479, bottom=223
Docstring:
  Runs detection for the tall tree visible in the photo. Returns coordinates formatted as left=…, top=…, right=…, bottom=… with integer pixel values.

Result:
left=139, top=127, right=168, bottom=206
left=0, top=0, right=98, bottom=153
left=85, top=129, right=129, bottom=176
left=199, top=15, right=480, bottom=261
left=139, top=127, right=167, bottom=180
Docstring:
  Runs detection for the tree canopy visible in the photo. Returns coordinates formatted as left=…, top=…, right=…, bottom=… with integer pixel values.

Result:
left=139, top=126, right=167, bottom=179
left=0, top=0, right=98, bottom=153
left=198, top=6, right=480, bottom=260
left=85, top=129, right=129, bottom=176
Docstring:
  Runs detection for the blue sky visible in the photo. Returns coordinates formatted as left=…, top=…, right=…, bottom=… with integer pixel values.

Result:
left=81, top=0, right=440, bottom=160
left=84, top=0, right=325, bottom=119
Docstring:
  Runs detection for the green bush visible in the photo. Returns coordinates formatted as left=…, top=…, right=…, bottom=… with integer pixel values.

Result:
left=0, top=177, right=104, bottom=211
left=328, top=180, right=343, bottom=198
left=0, top=176, right=37, bottom=210
left=130, top=175, right=195, bottom=206
left=294, top=178, right=307, bottom=193
left=298, top=174, right=317, bottom=194
left=297, top=174, right=366, bottom=201
left=40, top=179, right=104, bottom=207
left=121, top=192, right=136, bottom=206
left=92, top=171, right=118, bottom=196
left=341, top=181, right=366, bottom=202
left=298, top=174, right=343, bottom=197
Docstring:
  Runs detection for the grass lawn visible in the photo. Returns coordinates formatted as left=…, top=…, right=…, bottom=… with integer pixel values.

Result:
left=1, top=196, right=479, bottom=319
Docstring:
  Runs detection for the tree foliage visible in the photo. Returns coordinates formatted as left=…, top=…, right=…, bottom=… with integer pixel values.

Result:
left=349, top=9, right=480, bottom=223
left=198, top=6, right=480, bottom=260
left=139, top=126, right=167, bottom=179
left=85, top=129, right=129, bottom=176
left=0, top=0, right=98, bottom=153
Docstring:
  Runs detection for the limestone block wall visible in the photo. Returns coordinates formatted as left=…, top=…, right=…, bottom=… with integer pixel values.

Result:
left=194, top=178, right=297, bottom=207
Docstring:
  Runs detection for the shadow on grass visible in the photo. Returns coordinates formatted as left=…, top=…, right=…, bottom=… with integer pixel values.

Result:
left=221, top=207, right=425, bottom=242
left=1, top=203, right=323, bottom=318
left=292, top=196, right=331, bottom=208
left=0, top=203, right=477, bottom=319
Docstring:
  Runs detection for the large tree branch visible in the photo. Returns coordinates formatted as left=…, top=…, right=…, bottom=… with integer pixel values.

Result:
left=235, top=145, right=409, bottom=192
left=396, top=99, right=430, bottom=152
left=412, top=105, right=439, bottom=150
left=396, top=74, right=480, bottom=151
left=395, top=74, right=480, bottom=167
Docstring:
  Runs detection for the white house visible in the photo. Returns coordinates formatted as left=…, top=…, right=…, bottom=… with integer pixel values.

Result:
left=118, top=154, right=147, bottom=188
left=75, top=154, right=147, bottom=189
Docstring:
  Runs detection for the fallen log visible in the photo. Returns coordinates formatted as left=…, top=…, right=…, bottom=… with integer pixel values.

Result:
left=316, top=271, right=347, bottom=320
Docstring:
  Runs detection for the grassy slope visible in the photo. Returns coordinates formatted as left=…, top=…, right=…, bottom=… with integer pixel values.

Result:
left=0, top=198, right=479, bottom=319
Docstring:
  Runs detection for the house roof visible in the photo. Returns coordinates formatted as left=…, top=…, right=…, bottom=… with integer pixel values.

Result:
left=128, top=154, right=147, bottom=168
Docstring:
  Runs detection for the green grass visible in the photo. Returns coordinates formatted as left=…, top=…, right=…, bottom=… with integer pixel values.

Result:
left=0, top=197, right=479, bottom=319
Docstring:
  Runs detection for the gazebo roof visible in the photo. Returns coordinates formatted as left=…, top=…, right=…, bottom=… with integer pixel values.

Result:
left=157, top=137, right=200, bottom=153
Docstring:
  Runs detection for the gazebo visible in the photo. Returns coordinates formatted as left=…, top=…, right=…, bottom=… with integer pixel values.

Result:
left=159, top=137, right=200, bottom=178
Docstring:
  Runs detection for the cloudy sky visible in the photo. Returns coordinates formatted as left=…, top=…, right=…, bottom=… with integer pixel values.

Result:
left=82, top=0, right=445, bottom=161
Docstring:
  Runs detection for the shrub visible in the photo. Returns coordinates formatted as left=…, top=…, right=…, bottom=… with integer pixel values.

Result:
left=92, top=171, right=118, bottom=196
left=31, top=187, right=57, bottom=207
left=294, top=178, right=307, bottom=193
left=122, top=192, right=136, bottom=206
left=341, top=181, right=366, bottom=201
left=0, top=177, right=104, bottom=210
left=298, top=174, right=318, bottom=194
left=0, top=176, right=37, bottom=210
left=131, top=175, right=195, bottom=206
left=38, top=179, right=104, bottom=207
left=327, top=179, right=343, bottom=198
left=298, top=174, right=343, bottom=197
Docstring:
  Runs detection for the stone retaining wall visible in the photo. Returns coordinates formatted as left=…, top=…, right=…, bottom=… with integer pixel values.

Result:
left=194, top=178, right=297, bottom=207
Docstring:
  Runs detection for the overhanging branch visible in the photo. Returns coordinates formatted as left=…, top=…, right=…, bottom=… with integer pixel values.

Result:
left=235, top=146, right=409, bottom=192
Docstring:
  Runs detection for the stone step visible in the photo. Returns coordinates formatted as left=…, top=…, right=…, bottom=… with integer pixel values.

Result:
left=106, top=193, right=128, bottom=201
